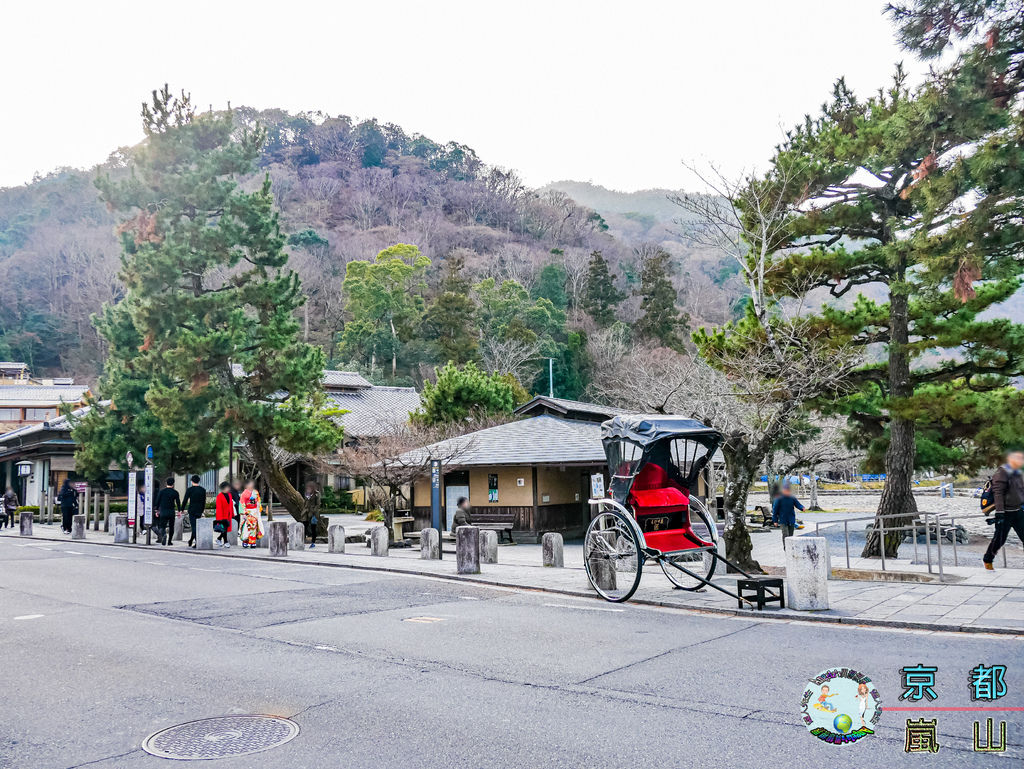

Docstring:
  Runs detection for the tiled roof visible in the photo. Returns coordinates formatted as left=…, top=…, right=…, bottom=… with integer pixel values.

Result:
left=0, top=406, right=88, bottom=443
left=0, top=385, right=89, bottom=406
left=327, top=386, right=421, bottom=437
left=396, top=415, right=608, bottom=467
left=323, top=370, right=372, bottom=389
left=514, top=395, right=632, bottom=420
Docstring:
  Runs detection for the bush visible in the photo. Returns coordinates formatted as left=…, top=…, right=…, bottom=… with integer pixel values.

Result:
left=364, top=509, right=384, bottom=522
left=15, top=506, right=39, bottom=513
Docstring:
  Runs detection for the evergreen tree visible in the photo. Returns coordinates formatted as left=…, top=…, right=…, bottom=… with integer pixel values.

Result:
left=413, top=361, right=527, bottom=426
left=768, top=4, right=1024, bottom=555
left=71, top=302, right=223, bottom=481
left=423, top=255, right=478, bottom=365
left=341, top=243, right=429, bottom=378
left=92, top=86, right=342, bottom=519
left=583, top=250, right=625, bottom=327
left=532, top=263, right=568, bottom=310
left=554, top=331, right=591, bottom=399
left=634, top=247, right=688, bottom=350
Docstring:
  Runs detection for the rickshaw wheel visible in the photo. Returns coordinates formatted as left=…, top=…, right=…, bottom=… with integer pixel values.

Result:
left=659, top=498, right=718, bottom=591
left=584, top=509, right=644, bottom=602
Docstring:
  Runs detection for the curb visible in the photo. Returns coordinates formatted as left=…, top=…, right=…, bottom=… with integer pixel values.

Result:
left=5, top=530, right=1022, bottom=637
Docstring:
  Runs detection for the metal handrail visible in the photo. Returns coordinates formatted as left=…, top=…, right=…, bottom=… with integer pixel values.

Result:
left=812, top=510, right=1012, bottom=582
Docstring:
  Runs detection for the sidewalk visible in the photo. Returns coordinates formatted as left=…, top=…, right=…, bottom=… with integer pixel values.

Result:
left=5, top=522, right=1023, bottom=635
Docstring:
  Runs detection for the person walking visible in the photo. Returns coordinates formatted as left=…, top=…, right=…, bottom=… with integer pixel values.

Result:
left=57, top=479, right=78, bottom=534
left=1, top=485, right=18, bottom=529
left=771, top=483, right=804, bottom=549
left=303, top=481, right=321, bottom=548
left=984, top=450, right=1024, bottom=570
left=181, top=475, right=207, bottom=549
left=154, top=478, right=180, bottom=546
left=214, top=481, right=234, bottom=548
left=452, top=496, right=472, bottom=530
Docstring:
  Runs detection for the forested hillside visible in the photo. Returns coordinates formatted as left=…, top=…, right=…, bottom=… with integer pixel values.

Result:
left=0, top=108, right=738, bottom=392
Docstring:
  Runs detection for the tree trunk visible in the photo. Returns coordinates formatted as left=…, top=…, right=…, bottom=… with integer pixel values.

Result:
left=246, top=434, right=305, bottom=521
left=721, top=449, right=762, bottom=574
left=862, top=284, right=917, bottom=558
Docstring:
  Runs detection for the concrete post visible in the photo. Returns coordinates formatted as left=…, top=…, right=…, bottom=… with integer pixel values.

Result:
left=268, top=520, right=288, bottom=557
left=456, top=526, right=480, bottom=574
left=82, top=487, right=90, bottom=532
left=589, top=530, right=616, bottom=591
left=19, top=510, right=33, bottom=537
left=71, top=514, right=86, bottom=540
left=92, top=490, right=100, bottom=531
left=542, top=532, right=563, bottom=567
left=195, top=518, right=214, bottom=550
left=288, top=521, right=305, bottom=550
left=45, top=488, right=53, bottom=525
left=258, top=520, right=270, bottom=548
left=113, top=514, right=129, bottom=544
left=328, top=525, right=346, bottom=553
left=370, top=526, right=389, bottom=557
left=784, top=536, right=830, bottom=610
left=173, top=513, right=184, bottom=541
left=479, top=529, right=498, bottom=564
left=102, top=493, right=111, bottom=532
left=228, top=521, right=239, bottom=547
left=420, top=527, right=440, bottom=560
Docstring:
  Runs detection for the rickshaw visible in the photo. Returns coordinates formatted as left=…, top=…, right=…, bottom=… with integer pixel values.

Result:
left=584, top=414, right=756, bottom=603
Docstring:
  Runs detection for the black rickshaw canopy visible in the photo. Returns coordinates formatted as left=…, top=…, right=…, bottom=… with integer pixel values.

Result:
left=600, top=414, right=721, bottom=446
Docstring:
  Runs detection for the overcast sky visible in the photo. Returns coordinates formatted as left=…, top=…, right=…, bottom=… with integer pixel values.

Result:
left=1, top=1, right=925, bottom=192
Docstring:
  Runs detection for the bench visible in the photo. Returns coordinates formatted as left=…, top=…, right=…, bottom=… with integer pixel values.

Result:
left=476, top=522, right=514, bottom=543
left=391, top=515, right=414, bottom=541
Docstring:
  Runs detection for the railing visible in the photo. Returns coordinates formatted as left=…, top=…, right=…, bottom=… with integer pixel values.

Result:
left=813, top=510, right=1010, bottom=583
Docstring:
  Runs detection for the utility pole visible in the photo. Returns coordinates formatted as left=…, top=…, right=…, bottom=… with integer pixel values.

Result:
left=549, top=358, right=554, bottom=398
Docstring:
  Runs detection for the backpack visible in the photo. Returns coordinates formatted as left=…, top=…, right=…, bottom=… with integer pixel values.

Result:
left=980, top=477, right=999, bottom=523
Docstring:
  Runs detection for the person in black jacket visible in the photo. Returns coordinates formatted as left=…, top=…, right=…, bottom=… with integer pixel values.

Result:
left=181, top=475, right=207, bottom=549
left=57, top=479, right=78, bottom=534
left=985, top=450, right=1024, bottom=570
left=153, top=477, right=180, bottom=546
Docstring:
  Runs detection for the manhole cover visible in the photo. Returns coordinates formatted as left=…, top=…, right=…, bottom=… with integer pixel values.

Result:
left=142, top=715, right=299, bottom=760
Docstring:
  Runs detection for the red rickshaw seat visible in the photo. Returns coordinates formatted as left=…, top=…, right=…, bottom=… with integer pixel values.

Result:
left=628, top=463, right=711, bottom=553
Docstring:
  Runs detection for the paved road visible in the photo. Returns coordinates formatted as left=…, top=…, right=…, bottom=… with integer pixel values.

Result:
left=1, top=537, right=1020, bottom=768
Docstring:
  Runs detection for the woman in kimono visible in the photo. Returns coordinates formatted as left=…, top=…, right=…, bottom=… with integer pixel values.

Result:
left=239, top=479, right=264, bottom=547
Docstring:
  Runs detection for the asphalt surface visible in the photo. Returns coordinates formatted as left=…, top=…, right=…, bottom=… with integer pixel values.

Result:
left=1, top=536, right=1021, bottom=768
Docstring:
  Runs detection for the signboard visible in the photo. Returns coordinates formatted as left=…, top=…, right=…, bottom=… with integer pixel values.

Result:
left=72, top=481, right=88, bottom=493
left=488, top=474, right=498, bottom=503
left=590, top=473, right=605, bottom=499
left=430, top=459, right=442, bottom=532
left=143, top=464, right=154, bottom=526
left=127, top=471, right=137, bottom=527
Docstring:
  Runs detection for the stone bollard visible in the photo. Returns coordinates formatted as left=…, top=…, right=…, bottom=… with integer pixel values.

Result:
left=195, top=518, right=214, bottom=550
left=456, top=526, right=480, bottom=574
left=588, top=530, right=616, bottom=591
left=268, top=520, right=288, bottom=557
left=479, top=529, right=498, bottom=564
left=542, top=532, right=563, bottom=567
left=258, top=520, right=270, bottom=548
left=328, top=525, right=346, bottom=554
left=71, top=514, right=86, bottom=540
left=228, top=522, right=239, bottom=547
left=370, top=526, right=389, bottom=557
left=19, top=511, right=33, bottom=537
left=784, top=536, right=830, bottom=610
left=102, top=494, right=111, bottom=532
left=288, top=521, right=305, bottom=551
left=114, top=514, right=129, bottom=543
left=173, top=514, right=184, bottom=542
left=420, top=527, right=440, bottom=560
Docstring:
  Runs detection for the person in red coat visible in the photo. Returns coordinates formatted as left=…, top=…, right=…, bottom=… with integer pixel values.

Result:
left=214, top=481, right=234, bottom=548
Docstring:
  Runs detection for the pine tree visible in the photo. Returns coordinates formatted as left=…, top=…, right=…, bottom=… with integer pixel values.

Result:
left=423, top=255, right=478, bottom=365
left=532, top=263, right=568, bottom=310
left=92, top=86, right=343, bottom=519
left=768, top=4, right=1024, bottom=556
left=583, top=250, right=625, bottom=327
left=413, top=362, right=527, bottom=426
left=634, top=247, right=688, bottom=350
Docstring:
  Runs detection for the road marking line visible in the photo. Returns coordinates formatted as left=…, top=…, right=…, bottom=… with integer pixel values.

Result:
left=147, top=562, right=167, bottom=566
left=64, top=550, right=84, bottom=555
left=314, top=645, right=339, bottom=651
left=13, top=614, right=44, bottom=621
left=190, top=567, right=218, bottom=572
left=99, top=555, right=125, bottom=560
left=459, top=596, right=480, bottom=600
left=404, top=616, right=445, bottom=623
left=543, top=603, right=625, bottom=613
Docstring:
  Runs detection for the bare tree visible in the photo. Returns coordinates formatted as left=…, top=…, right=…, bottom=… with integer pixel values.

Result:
left=479, top=337, right=541, bottom=384
left=326, top=419, right=476, bottom=540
